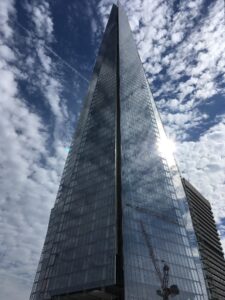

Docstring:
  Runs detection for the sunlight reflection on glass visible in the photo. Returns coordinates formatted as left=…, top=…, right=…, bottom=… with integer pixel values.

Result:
left=157, top=136, right=176, bottom=167
left=64, top=146, right=70, bottom=153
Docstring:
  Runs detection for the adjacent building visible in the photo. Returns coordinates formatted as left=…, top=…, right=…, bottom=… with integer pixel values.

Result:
left=182, top=178, right=225, bottom=300
left=30, top=4, right=209, bottom=300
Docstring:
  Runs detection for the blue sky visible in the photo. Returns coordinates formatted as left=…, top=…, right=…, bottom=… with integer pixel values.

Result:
left=0, top=0, right=224, bottom=299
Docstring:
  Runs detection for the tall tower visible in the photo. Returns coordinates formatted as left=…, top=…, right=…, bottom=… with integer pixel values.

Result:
left=182, top=178, right=225, bottom=299
left=30, top=4, right=209, bottom=300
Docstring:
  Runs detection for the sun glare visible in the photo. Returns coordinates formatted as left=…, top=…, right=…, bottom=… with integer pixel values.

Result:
left=157, top=136, right=176, bottom=167
left=64, top=146, right=70, bottom=153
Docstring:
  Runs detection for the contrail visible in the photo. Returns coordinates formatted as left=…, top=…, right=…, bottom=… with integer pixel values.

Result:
left=11, top=18, right=89, bottom=83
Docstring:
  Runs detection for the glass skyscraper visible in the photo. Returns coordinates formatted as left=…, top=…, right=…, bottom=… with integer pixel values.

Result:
left=30, top=4, right=209, bottom=300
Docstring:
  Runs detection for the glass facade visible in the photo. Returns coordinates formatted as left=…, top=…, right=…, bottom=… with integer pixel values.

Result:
left=30, top=6, right=118, bottom=300
left=118, top=4, right=208, bottom=300
left=30, top=3, right=209, bottom=300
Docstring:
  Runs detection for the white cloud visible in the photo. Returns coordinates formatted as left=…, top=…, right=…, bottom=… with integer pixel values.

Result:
left=26, top=2, right=68, bottom=125
left=0, top=273, right=30, bottom=300
left=31, top=1, right=53, bottom=41
left=36, top=44, right=51, bottom=73
left=0, top=0, right=15, bottom=39
left=171, top=31, right=183, bottom=44
left=0, top=1, right=68, bottom=299
left=0, top=44, right=15, bottom=61
left=167, top=0, right=225, bottom=104
left=0, top=56, right=63, bottom=300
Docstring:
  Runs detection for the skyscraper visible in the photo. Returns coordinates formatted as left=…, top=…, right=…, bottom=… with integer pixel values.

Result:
left=30, top=4, right=209, bottom=300
left=182, top=178, right=225, bottom=300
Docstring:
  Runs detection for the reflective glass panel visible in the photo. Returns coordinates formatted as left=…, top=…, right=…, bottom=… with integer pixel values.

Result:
left=30, top=6, right=118, bottom=300
left=119, top=4, right=208, bottom=300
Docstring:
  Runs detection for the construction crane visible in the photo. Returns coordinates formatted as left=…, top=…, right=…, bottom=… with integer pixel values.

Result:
left=140, top=221, right=179, bottom=300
